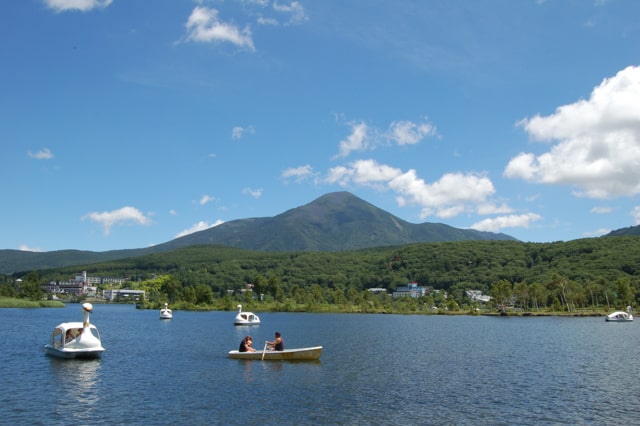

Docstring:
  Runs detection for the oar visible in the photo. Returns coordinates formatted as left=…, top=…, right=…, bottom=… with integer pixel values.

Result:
left=261, top=342, right=268, bottom=361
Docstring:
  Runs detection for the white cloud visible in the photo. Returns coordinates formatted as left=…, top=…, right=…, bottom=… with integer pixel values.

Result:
left=82, top=206, right=152, bottom=235
left=470, top=213, right=542, bottom=232
left=387, top=120, right=437, bottom=145
left=273, top=1, right=309, bottom=25
left=44, top=0, right=112, bottom=12
left=243, top=187, right=263, bottom=198
left=19, top=244, right=44, bottom=252
left=590, top=206, right=612, bottom=214
left=185, top=7, right=255, bottom=50
left=282, top=164, right=315, bottom=182
left=175, top=220, right=224, bottom=239
left=325, top=159, right=503, bottom=220
left=390, top=170, right=497, bottom=219
left=199, top=195, right=215, bottom=205
left=232, top=125, right=256, bottom=140
left=257, top=16, right=279, bottom=26
left=336, top=122, right=370, bottom=158
left=335, top=117, right=438, bottom=158
left=632, top=206, right=640, bottom=224
left=505, top=65, right=640, bottom=199
left=583, top=228, right=610, bottom=237
left=27, top=148, right=54, bottom=160
left=326, top=159, right=402, bottom=189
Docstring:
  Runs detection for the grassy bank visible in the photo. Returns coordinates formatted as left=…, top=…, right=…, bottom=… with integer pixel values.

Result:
left=0, top=298, right=65, bottom=308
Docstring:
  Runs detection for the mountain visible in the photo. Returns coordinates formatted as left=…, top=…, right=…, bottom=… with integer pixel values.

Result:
left=158, top=191, right=517, bottom=252
left=2, top=191, right=515, bottom=274
left=604, top=225, right=640, bottom=237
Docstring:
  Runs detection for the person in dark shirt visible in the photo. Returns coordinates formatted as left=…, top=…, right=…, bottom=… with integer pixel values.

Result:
left=239, top=335, right=256, bottom=352
left=266, top=331, right=284, bottom=351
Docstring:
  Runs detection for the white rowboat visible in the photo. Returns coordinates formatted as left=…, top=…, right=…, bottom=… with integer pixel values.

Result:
left=228, top=346, right=322, bottom=361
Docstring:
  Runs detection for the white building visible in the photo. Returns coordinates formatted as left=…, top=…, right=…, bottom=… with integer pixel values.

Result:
left=393, top=282, right=428, bottom=298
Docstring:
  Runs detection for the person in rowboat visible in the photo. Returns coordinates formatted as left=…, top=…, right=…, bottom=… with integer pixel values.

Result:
left=239, top=336, right=256, bottom=352
left=266, top=331, right=284, bottom=351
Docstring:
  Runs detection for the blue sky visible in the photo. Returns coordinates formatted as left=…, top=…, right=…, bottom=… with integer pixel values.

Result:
left=2, top=0, right=640, bottom=252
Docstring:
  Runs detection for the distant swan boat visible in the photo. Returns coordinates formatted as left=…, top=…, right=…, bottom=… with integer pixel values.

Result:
left=160, top=303, right=173, bottom=320
left=44, top=303, right=105, bottom=359
left=606, top=306, right=634, bottom=322
left=234, top=304, right=260, bottom=325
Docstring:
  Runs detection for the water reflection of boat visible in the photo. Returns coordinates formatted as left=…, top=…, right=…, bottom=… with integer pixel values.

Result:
left=44, top=303, right=105, bottom=359
left=228, top=346, right=322, bottom=361
left=605, top=306, right=634, bottom=322
left=234, top=304, right=260, bottom=325
left=160, top=303, right=173, bottom=319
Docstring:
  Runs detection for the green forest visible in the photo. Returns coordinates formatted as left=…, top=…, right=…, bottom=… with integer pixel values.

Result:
left=2, top=237, right=639, bottom=315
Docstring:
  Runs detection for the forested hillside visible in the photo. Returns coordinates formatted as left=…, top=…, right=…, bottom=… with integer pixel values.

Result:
left=5, top=237, right=639, bottom=313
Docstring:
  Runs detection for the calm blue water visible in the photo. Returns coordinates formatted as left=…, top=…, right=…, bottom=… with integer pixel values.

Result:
left=1, top=304, right=639, bottom=425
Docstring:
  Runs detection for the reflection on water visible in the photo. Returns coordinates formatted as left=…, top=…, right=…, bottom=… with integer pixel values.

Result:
left=49, top=358, right=102, bottom=421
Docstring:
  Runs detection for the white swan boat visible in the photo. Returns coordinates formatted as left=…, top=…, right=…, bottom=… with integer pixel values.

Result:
left=44, top=303, right=105, bottom=359
left=605, top=306, right=634, bottom=322
left=160, top=303, right=173, bottom=319
left=234, top=304, right=260, bottom=325
left=228, top=346, right=322, bottom=361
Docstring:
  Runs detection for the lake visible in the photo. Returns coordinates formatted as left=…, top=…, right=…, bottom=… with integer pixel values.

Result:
left=1, top=304, right=638, bottom=425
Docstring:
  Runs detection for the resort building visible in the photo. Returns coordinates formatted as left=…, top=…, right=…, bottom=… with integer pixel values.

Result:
left=42, top=271, right=130, bottom=297
left=392, top=282, right=429, bottom=298
left=466, top=290, right=491, bottom=303
left=102, top=289, right=146, bottom=302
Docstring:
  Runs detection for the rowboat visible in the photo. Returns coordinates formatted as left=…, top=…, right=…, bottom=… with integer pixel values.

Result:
left=228, top=346, right=322, bottom=361
left=44, top=303, right=105, bottom=359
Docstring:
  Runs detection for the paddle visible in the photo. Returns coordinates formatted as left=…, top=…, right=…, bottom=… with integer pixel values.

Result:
left=261, top=342, right=268, bottom=361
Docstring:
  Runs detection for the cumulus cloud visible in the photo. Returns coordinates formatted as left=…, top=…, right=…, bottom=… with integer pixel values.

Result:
left=505, top=65, right=640, bottom=199
left=632, top=206, right=640, bottom=224
left=325, top=159, right=501, bottom=219
left=390, top=170, right=497, bottom=219
left=335, top=118, right=438, bottom=158
left=470, top=213, right=542, bottom=232
left=27, top=148, right=54, bottom=160
left=44, top=0, right=112, bottom=12
left=175, top=220, right=224, bottom=239
left=388, top=120, right=437, bottom=145
left=282, top=164, right=315, bottom=182
left=243, top=187, right=263, bottom=198
left=82, top=206, right=152, bottom=235
left=185, top=7, right=255, bottom=50
left=18, top=244, right=44, bottom=252
left=336, top=122, right=370, bottom=158
left=199, top=195, right=215, bottom=205
left=232, top=125, right=256, bottom=140
left=273, top=1, right=309, bottom=25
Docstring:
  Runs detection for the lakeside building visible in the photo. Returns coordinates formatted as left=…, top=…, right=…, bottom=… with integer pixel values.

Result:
left=393, top=282, right=429, bottom=298
left=102, top=289, right=146, bottom=302
left=466, top=290, right=491, bottom=303
left=42, top=271, right=129, bottom=296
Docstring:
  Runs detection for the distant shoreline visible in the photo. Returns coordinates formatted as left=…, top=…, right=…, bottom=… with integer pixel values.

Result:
left=0, top=297, right=611, bottom=317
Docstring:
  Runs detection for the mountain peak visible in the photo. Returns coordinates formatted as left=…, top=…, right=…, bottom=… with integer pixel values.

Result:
left=164, top=191, right=516, bottom=252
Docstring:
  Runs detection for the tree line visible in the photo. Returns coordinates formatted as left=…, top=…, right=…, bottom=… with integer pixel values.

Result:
left=2, top=237, right=639, bottom=314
